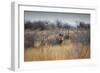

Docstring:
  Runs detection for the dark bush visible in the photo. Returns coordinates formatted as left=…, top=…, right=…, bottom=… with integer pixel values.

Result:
left=71, top=31, right=90, bottom=45
left=24, top=32, right=35, bottom=49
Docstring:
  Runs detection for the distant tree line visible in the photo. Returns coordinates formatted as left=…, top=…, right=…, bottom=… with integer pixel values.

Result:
left=24, top=20, right=90, bottom=30
left=77, top=22, right=90, bottom=29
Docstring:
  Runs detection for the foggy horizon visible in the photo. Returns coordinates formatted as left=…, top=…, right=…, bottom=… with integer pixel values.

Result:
left=24, top=11, right=90, bottom=27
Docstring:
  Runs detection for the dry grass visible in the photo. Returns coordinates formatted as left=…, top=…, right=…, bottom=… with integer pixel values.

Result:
left=24, top=40, right=90, bottom=61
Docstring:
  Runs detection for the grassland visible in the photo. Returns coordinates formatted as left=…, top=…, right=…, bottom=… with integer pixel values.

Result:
left=24, top=30, right=90, bottom=61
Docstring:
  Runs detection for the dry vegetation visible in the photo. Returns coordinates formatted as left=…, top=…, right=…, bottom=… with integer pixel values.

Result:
left=24, top=21, right=90, bottom=61
left=24, top=40, right=90, bottom=61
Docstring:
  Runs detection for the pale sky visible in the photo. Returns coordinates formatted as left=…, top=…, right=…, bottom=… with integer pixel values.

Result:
left=24, top=11, right=90, bottom=27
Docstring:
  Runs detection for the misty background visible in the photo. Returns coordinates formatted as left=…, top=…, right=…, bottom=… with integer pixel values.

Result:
left=24, top=11, right=90, bottom=27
